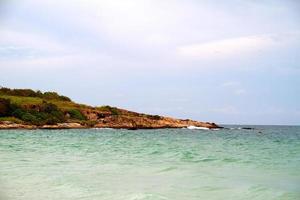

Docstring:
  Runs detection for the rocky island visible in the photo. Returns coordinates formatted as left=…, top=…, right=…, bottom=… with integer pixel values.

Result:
left=0, top=88, right=220, bottom=130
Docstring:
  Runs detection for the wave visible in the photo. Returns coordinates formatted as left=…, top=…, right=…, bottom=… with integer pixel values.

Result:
left=228, top=127, right=256, bottom=130
left=187, top=126, right=210, bottom=130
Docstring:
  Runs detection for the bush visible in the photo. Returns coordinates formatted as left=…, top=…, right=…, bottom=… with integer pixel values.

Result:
left=21, top=113, right=38, bottom=123
left=49, top=110, right=65, bottom=122
left=43, top=92, right=71, bottom=101
left=98, top=106, right=120, bottom=115
left=45, top=116, right=61, bottom=125
left=58, top=95, right=71, bottom=101
left=0, top=89, right=71, bottom=125
left=0, top=98, right=11, bottom=117
left=12, top=108, right=39, bottom=124
left=0, top=117, right=23, bottom=124
left=148, top=115, right=162, bottom=120
left=11, top=108, right=26, bottom=119
left=0, top=88, right=37, bottom=97
left=110, top=108, right=119, bottom=115
left=41, top=102, right=59, bottom=113
left=0, top=88, right=71, bottom=102
left=68, top=109, right=86, bottom=120
left=10, top=102, right=66, bottom=125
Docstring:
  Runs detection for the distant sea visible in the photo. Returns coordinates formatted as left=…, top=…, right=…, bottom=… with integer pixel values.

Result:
left=0, top=126, right=299, bottom=200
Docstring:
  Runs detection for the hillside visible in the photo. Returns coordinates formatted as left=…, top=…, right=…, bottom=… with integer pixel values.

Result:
left=0, top=88, right=220, bottom=129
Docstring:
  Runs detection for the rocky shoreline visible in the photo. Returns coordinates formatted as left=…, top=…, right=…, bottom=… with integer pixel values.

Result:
left=0, top=120, right=221, bottom=130
left=0, top=88, right=221, bottom=130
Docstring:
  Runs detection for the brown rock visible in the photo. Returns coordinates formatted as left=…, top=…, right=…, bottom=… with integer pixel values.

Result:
left=40, top=123, right=84, bottom=129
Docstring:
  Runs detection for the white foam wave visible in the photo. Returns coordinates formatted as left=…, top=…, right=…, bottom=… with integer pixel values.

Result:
left=228, top=127, right=243, bottom=130
left=187, top=126, right=210, bottom=130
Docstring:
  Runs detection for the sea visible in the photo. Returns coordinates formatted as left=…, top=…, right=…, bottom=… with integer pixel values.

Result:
left=0, top=126, right=299, bottom=200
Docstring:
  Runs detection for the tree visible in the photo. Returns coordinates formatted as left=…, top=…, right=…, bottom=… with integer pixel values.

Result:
left=0, top=98, right=11, bottom=117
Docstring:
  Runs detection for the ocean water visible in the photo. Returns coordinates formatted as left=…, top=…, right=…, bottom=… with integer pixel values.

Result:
left=0, top=126, right=299, bottom=200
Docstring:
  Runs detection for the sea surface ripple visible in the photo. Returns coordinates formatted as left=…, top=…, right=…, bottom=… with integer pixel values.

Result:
left=0, top=126, right=299, bottom=200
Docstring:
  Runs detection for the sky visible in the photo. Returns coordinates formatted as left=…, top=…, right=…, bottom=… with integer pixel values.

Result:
left=0, top=0, right=299, bottom=125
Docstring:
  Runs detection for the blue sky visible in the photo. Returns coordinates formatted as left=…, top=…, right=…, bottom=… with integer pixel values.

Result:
left=0, top=0, right=300, bottom=125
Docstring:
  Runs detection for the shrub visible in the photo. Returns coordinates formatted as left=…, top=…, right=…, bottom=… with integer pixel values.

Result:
left=98, top=106, right=120, bottom=115
left=110, top=107, right=119, bottom=115
left=12, top=109, right=38, bottom=124
left=0, top=98, right=11, bottom=117
left=0, top=117, right=23, bottom=124
left=11, top=108, right=26, bottom=119
left=21, top=113, right=38, bottom=123
left=68, top=109, right=86, bottom=120
left=43, top=92, right=71, bottom=101
left=0, top=89, right=72, bottom=125
left=41, top=102, right=59, bottom=113
left=0, top=88, right=37, bottom=97
left=148, top=115, right=162, bottom=120
left=14, top=89, right=36, bottom=97
left=10, top=102, right=66, bottom=125
left=45, top=116, right=61, bottom=125
left=49, top=110, right=65, bottom=122
left=58, top=95, right=71, bottom=102
left=0, top=88, right=71, bottom=101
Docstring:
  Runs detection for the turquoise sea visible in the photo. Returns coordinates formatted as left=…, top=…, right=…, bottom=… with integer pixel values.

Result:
left=0, top=126, right=299, bottom=200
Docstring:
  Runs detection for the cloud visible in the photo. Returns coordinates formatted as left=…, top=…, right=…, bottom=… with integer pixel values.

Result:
left=234, top=89, right=247, bottom=95
left=0, top=27, right=82, bottom=71
left=2, top=0, right=300, bottom=71
left=0, top=27, right=122, bottom=70
left=211, top=106, right=240, bottom=115
left=177, top=34, right=278, bottom=59
left=0, top=29, right=67, bottom=55
left=0, top=55, right=79, bottom=70
left=220, top=81, right=247, bottom=96
left=221, top=81, right=240, bottom=87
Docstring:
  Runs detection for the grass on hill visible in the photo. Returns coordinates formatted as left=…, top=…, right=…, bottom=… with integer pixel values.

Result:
left=0, top=87, right=157, bottom=126
left=0, top=88, right=88, bottom=125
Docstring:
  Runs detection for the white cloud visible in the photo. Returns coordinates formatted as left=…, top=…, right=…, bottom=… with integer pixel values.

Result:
left=221, top=81, right=247, bottom=96
left=234, top=89, right=247, bottom=95
left=0, top=55, right=79, bottom=69
left=0, top=27, right=85, bottom=70
left=221, top=81, right=240, bottom=87
left=177, top=34, right=277, bottom=59
left=211, top=106, right=240, bottom=115
left=1, top=0, right=300, bottom=72
left=0, top=29, right=67, bottom=54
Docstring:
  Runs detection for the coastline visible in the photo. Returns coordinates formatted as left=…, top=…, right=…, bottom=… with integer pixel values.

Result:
left=0, top=121, right=221, bottom=130
left=0, top=88, right=221, bottom=130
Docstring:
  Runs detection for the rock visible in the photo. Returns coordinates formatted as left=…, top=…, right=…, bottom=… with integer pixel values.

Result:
left=0, top=121, right=37, bottom=129
left=94, top=115, right=221, bottom=130
left=41, top=123, right=84, bottom=129
left=242, top=127, right=254, bottom=130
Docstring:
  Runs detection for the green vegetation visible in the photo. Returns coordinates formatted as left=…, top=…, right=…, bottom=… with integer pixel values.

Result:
left=0, top=117, right=24, bottom=124
left=0, top=88, right=88, bottom=125
left=0, top=98, right=66, bottom=125
left=0, top=98, right=11, bottom=117
left=67, top=109, right=86, bottom=120
left=49, top=100, right=85, bottom=110
left=42, top=92, right=71, bottom=101
left=0, top=87, right=163, bottom=127
left=97, top=105, right=120, bottom=115
left=0, top=95, right=43, bottom=106
left=147, top=115, right=162, bottom=120
left=0, top=87, right=71, bottom=102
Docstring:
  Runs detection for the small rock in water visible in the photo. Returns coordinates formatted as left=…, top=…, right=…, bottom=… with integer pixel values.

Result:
left=241, top=127, right=255, bottom=130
